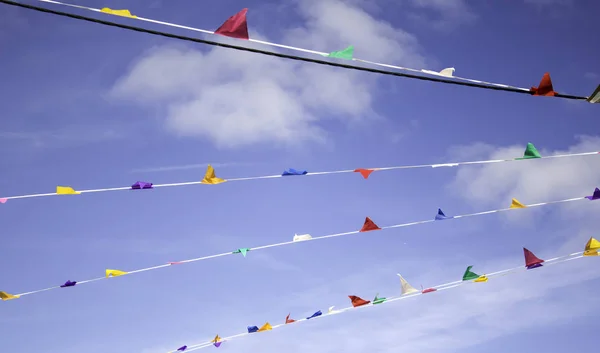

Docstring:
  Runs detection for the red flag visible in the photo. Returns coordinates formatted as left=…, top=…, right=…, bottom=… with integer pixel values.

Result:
left=285, top=314, right=295, bottom=324
left=348, top=295, right=371, bottom=307
left=523, top=247, right=544, bottom=268
left=360, top=217, right=381, bottom=232
left=354, top=168, right=374, bottom=179
left=530, top=73, right=556, bottom=96
left=215, top=9, right=249, bottom=40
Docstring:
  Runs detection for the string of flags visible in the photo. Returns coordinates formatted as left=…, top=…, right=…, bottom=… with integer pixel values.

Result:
left=3, top=0, right=599, bottom=102
left=2, top=189, right=598, bottom=302
left=2, top=143, right=597, bottom=203
left=166, top=239, right=599, bottom=352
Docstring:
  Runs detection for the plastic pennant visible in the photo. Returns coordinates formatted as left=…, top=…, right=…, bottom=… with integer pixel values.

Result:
left=354, top=168, right=375, bottom=179
left=212, top=335, right=222, bottom=348
left=422, top=287, right=437, bottom=294
left=585, top=187, right=600, bottom=200
left=247, top=326, right=259, bottom=333
left=435, top=208, right=453, bottom=220
left=233, top=248, right=250, bottom=257
left=56, top=186, right=81, bottom=195
left=348, top=295, right=371, bottom=307
left=293, top=233, right=312, bottom=242
left=515, top=143, right=542, bottom=160
left=397, top=274, right=419, bottom=295
left=176, top=346, right=187, bottom=352
left=131, top=181, right=153, bottom=190
left=0, top=198, right=7, bottom=204
left=584, top=237, right=600, bottom=256
left=327, top=306, right=336, bottom=314
left=201, top=165, right=227, bottom=185
left=285, top=313, right=296, bottom=324
left=215, top=8, right=249, bottom=40
left=587, top=85, right=600, bottom=103
left=523, top=248, right=545, bottom=269
left=258, top=322, right=272, bottom=332
left=0, top=291, right=20, bottom=301
left=327, top=45, right=354, bottom=60
left=462, top=266, right=480, bottom=281
left=373, top=293, right=387, bottom=305
left=422, top=67, right=455, bottom=77
left=105, top=269, right=128, bottom=278
left=474, top=275, right=488, bottom=283
left=530, top=73, right=556, bottom=97
left=60, top=280, right=77, bottom=288
left=100, top=7, right=137, bottom=18
left=306, top=310, right=322, bottom=319
left=510, top=198, right=527, bottom=209
left=282, top=168, right=308, bottom=176
left=359, top=217, right=381, bottom=232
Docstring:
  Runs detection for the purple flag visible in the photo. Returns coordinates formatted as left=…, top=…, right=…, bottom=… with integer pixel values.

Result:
left=585, top=187, right=600, bottom=200
left=131, top=181, right=153, bottom=190
left=60, top=280, right=77, bottom=288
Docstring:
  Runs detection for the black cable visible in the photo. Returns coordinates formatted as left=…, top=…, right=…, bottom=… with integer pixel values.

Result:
left=0, top=0, right=590, bottom=101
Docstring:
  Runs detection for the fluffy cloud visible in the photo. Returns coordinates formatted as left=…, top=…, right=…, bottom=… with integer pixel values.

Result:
left=110, top=0, right=426, bottom=148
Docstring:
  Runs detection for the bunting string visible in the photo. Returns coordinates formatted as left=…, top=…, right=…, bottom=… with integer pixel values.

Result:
left=2, top=190, right=599, bottom=302
left=2, top=0, right=598, bottom=102
left=170, top=245, right=596, bottom=352
left=1, top=143, right=597, bottom=203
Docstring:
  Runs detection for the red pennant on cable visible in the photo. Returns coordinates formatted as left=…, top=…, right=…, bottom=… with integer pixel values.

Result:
left=530, top=73, right=556, bottom=96
left=354, top=168, right=374, bottom=179
left=215, top=8, right=249, bottom=40
left=360, top=217, right=381, bottom=232
left=348, top=295, right=371, bottom=307
left=523, top=247, right=544, bottom=269
left=285, top=314, right=296, bottom=324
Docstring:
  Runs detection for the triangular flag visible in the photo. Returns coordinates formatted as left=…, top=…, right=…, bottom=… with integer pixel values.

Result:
left=584, top=237, right=600, bottom=256
left=282, top=168, right=308, bottom=176
left=60, top=280, right=77, bottom=288
left=422, top=287, right=437, bottom=294
left=285, top=313, right=296, bottom=324
left=422, top=67, right=455, bottom=77
left=585, top=188, right=600, bottom=200
left=327, top=306, right=335, bottom=314
left=348, top=295, right=371, bottom=307
left=327, top=45, right=354, bottom=60
left=523, top=248, right=544, bottom=269
left=215, top=9, right=249, bottom=40
left=100, top=7, right=137, bottom=18
left=247, top=326, right=259, bottom=333
left=510, top=198, right=527, bottom=209
left=474, top=275, right=488, bottom=283
left=233, top=248, right=250, bottom=257
left=293, top=233, right=312, bottom=242
left=105, top=269, right=128, bottom=278
left=462, top=266, right=480, bottom=281
left=0, top=291, right=20, bottom=301
left=0, top=198, right=7, bottom=204
left=354, top=168, right=374, bottom=179
left=359, top=217, right=381, bottom=232
left=201, top=165, right=227, bottom=184
left=56, top=186, right=81, bottom=195
left=515, top=143, right=542, bottom=160
left=587, top=85, right=600, bottom=104
left=212, top=335, right=222, bottom=348
left=306, top=310, right=322, bottom=319
left=131, top=181, right=153, bottom=190
left=530, top=73, right=556, bottom=97
left=177, top=346, right=187, bottom=352
left=397, top=274, right=419, bottom=295
left=258, top=322, right=272, bottom=332
left=435, top=208, right=453, bottom=220
left=372, top=293, right=386, bottom=304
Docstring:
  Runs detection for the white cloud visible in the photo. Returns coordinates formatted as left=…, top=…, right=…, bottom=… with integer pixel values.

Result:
left=110, top=0, right=426, bottom=149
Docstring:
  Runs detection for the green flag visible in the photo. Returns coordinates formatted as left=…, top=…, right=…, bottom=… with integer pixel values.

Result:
left=373, top=293, right=387, bottom=305
left=233, top=248, right=250, bottom=257
left=327, top=45, right=354, bottom=60
left=462, top=266, right=480, bottom=281
left=515, top=142, right=542, bottom=160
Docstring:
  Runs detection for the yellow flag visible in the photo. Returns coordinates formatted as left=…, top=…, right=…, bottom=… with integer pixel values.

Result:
left=57, top=186, right=81, bottom=195
left=212, top=335, right=221, bottom=343
left=474, top=275, right=488, bottom=283
left=584, top=237, right=600, bottom=256
left=201, top=165, right=227, bottom=185
left=0, top=291, right=20, bottom=301
left=258, top=322, right=272, bottom=332
left=509, top=198, right=526, bottom=209
left=106, top=269, right=128, bottom=278
left=100, top=7, right=137, bottom=18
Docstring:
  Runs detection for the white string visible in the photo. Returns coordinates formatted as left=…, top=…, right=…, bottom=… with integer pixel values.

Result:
left=1, top=146, right=596, bottom=201
left=35, top=0, right=542, bottom=95
left=9, top=194, right=593, bottom=298
left=178, top=253, right=588, bottom=352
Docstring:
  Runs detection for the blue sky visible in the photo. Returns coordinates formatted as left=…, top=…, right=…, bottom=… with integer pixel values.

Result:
left=1, top=0, right=600, bottom=352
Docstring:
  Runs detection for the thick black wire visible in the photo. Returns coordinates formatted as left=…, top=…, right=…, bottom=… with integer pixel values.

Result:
left=0, top=0, right=590, bottom=101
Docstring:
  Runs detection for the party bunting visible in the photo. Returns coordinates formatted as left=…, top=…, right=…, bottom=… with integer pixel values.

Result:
left=2, top=146, right=599, bottom=203
left=131, top=181, right=153, bottom=190
left=588, top=85, right=600, bottom=103
left=584, top=237, right=600, bottom=256
left=373, top=294, right=386, bottom=304
left=178, top=246, right=594, bottom=352
left=258, top=323, right=272, bottom=332
left=0, top=198, right=7, bottom=204
left=0, top=291, right=20, bottom=301
left=60, top=280, right=77, bottom=288
left=524, top=248, right=544, bottom=269
left=56, top=186, right=80, bottom=195
left=516, top=143, right=542, bottom=160
left=398, top=274, right=419, bottom=295
left=293, top=234, right=312, bottom=242
left=282, top=168, right=308, bottom=176
left=100, top=7, right=136, bottom=18
left=211, top=335, right=222, bottom=348
left=435, top=208, right=453, bottom=220
left=106, top=269, right=127, bottom=277
left=585, top=188, right=600, bottom=200
left=176, top=346, right=187, bottom=352
left=462, top=266, right=482, bottom=281
left=247, top=326, right=259, bottom=333
left=349, top=295, right=371, bottom=307
left=360, top=217, right=381, bottom=232
left=327, top=45, right=354, bottom=60
left=233, top=248, right=250, bottom=257
left=3, top=192, right=596, bottom=302
left=214, top=8, right=249, bottom=40
left=285, top=314, right=295, bottom=324
left=4, top=1, right=598, bottom=103
left=510, top=198, right=527, bottom=209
